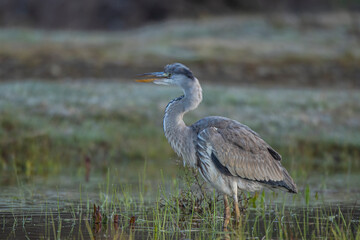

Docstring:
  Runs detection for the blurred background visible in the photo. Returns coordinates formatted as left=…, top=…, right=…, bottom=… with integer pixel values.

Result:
left=0, top=0, right=360, bottom=185
left=1, top=1, right=360, bottom=238
left=0, top=0, right=359, bottom=86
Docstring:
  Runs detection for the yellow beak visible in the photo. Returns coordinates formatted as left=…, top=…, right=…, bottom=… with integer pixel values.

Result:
left=135, top=72, right=168, bottom=82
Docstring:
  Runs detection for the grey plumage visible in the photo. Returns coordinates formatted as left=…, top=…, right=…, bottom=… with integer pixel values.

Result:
left=137, top=63, right=297, bottom=228
left=193, top=118, right=297, bottom=193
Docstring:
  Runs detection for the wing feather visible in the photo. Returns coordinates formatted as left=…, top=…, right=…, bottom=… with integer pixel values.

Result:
left=197, top=125, right=284, bottom=182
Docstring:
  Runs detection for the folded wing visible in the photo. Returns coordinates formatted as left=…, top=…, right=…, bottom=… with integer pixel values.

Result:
left=196, top=125, right=297, bottom=193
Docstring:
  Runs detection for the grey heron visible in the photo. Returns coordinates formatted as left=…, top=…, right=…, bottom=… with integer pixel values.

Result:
left=136, top=63, right=297, bottom=229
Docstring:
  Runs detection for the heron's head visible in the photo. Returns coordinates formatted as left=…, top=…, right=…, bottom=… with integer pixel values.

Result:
left=136, top=63, right=195, bottom=88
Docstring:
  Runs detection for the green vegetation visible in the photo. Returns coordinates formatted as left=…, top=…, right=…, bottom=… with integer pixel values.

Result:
left=0, top=13, right=359, bottom=86
left=1, top=81, right=359, bottom=183
left=0, top=12, right=359, bottom=239
left=1, top=81, right=359, bottom=239
left=1, top=166, right=359, bottom=239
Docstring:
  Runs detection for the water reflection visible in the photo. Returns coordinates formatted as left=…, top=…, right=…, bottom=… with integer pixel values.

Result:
left=0, top=173, right=359, bottom=239
left=1, top=203, right=359, bottom=239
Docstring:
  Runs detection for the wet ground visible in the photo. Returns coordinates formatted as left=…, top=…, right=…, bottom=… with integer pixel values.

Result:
left=2, top=204, right=359, bottom=239
left=0, top=81, right=359, bottom=239
left=1, top=172, right=359, bottom=239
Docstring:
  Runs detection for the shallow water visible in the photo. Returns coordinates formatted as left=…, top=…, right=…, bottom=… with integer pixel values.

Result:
left=2, top=203, right=359, bottom=239
left=1, top=173, right=359, bottom=239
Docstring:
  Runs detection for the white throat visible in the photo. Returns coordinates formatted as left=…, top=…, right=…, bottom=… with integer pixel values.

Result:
left=162, top=78, right=202, bottom=167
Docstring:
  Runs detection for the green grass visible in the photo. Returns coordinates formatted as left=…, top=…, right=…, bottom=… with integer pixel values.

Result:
left=1, top=166, right=359, bottom=239
left=0, top=80, right=359, bottom=238
left=0, top=81, right=359, bottom=184
left=0, top=13, right=359, bottom=84
left=1, top=13, right=359, bottom=65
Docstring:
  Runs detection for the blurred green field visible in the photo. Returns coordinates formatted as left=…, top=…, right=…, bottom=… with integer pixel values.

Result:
left=1, top=81, right=359, bottom=185
left=0, top=13, right=359, bottom=87
left=1, top=11, right=360, bottom=240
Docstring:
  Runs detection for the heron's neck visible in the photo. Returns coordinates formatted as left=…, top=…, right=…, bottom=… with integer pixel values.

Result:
left=163, top=79, right=202, bottom=166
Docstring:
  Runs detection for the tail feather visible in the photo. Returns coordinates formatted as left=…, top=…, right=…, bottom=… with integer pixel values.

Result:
left=282, top=168, right=297, bottom=193
left=258, top=167, right=297, bottom=193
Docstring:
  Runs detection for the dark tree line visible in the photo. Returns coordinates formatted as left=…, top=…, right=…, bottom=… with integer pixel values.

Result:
left=0, top=0, right=359, bottom=30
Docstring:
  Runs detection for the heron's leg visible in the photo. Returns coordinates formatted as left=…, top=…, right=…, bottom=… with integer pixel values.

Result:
left=230, top=182, right=240, bottom=224
left=233, top=194, right=241, bottom=223
left=223, top=195, right=231, bottom=231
